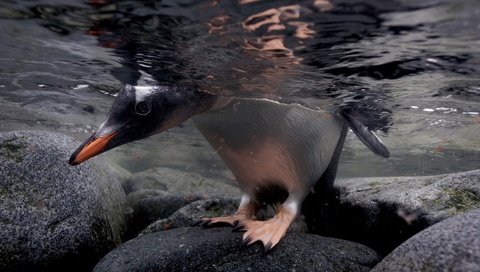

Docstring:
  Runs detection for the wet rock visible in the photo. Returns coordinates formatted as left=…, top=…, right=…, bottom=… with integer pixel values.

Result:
left=142, top=197, right=239, bottom=234
left=94, top=227, right=380, bottom=272
left=142, top=196, right=308, bottom=234
left=305, top=169, right=480, bottom=255
left=371, top=208, right=480, bottom=272
left=105, top=160, right=132, bottom=189
left=125, top=189, right=203, bottom=237
left=123, top=166, right=238, bottom=195
left=0, top=131, right=126, bottom=271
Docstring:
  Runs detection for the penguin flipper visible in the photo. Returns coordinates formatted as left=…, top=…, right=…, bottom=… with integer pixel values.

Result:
left=341, top=111, right=390, bottom=158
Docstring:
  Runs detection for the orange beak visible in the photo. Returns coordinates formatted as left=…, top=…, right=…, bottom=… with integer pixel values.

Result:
left=69, top=131, right=118, bottom=165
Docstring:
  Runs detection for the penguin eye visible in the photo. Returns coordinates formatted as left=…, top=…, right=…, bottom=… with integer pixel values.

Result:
left=135, top=101, right=151, bottom=116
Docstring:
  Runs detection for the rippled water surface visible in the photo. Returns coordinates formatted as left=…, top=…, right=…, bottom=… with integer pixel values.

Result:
left=0, top=0, right=479, bottom=178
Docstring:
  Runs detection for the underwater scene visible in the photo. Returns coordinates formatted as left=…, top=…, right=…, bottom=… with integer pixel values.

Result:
left=0, top=0, right=479, bottom=271
left=0, top=0, right=478, bottom=178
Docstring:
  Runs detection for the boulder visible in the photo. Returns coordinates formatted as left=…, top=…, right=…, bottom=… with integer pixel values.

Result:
left=0, top=130, right=126, bottom=271
left=105, top=160, right=131, bottom=189
left=142, top=196, right=308, bottom=234
left=125, top=189, right=203, bottom=238
left=123, top=166, right=238, bottom=195
left=371, top=208, right=480, bottom=272
left=142, top=196, right=239, bottom=234
left=94, top=227, right=380, bottom=272
left=304, top=170, right=480, bottom=254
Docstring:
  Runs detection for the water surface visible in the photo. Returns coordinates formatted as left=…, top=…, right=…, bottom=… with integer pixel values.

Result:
left=0, top=0, right=478, bottom=178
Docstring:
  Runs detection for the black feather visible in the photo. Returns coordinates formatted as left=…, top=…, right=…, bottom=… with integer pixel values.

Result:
left=341, top=110, right=390, bottom=158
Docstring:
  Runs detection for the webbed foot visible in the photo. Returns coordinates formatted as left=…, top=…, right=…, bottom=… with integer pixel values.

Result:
left=238, top=203, right=296, bottom=251
left=200, top=195, right=257, bottom=228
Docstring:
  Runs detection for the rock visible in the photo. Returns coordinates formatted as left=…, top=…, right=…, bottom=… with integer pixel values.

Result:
left=339, top=169, right=480, bottom=220
left=0, top=131, right=126, bottom=271
left=94, top=227, right=380, bottom=272
left=125, top=189, right=203, bottom=238
left=142, top=196, right=239, bottom=234
left=123, top=166, right=239, bottom=195
left=104, top=159, right=132, bottom=189
left=371, top=208, right=480, bottom=272
left=304, top=170, right=480, bottom=255
left=142, top=196, right=308, bottom=234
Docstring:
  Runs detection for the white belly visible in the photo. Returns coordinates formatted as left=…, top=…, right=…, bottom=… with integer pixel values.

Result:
left=193, top=98, right=344, bottom=198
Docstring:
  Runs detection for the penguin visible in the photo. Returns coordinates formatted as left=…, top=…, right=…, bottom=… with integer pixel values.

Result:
left=69, top=84, right=389, bottom=250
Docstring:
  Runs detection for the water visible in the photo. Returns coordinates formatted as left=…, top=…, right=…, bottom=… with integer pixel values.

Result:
left=0, top=0, right=478, bottom=179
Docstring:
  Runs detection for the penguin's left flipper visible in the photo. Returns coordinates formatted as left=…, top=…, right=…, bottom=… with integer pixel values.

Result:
left=341, top=111, right=390, bottom=158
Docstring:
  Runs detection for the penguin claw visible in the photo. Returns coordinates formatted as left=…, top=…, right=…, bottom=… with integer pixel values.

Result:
left=198, top=217, right=235, bottom=228
left=242, top=236, right=252, bottom=246
left=238, top=209, right=294, bottom=251
left=193, top=220, right=203, bottom=226
left=200, top=219, right=212, bottom=228
left=232, top=224, right=245, bottom=232
left=264, top=242, right=273, bottom=252
left=200, top=215, right=252, bottom=229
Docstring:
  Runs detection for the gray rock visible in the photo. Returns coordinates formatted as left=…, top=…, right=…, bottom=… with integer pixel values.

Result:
left=94, top=227, right=380, bottom=272
left=371, top=208, right=480, bottom=272
left=305, top=169, right=480, bottom=254
left=125, top=189, right=203, bottom=237
left=0, top=130, right=126, bottom=271
left=105, top=160, right=132, bottom=189
left=142, top=196, right=308, bottom=235
left=123, top=166, right=239, bottom=195
left=339, top=169, right=480, bottom=221
left=142, top=197, right=239, bottom=234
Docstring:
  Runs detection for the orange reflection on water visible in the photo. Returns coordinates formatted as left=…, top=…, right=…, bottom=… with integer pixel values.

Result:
left=288, top=21, right=315, bottom=39
left=243, top=5, right=301, bottom=31
left=239, top=0, right=259, bottom=4
left=314, top=0, right=334, bottom=11
left=201, top=0, right=333, bottom=95
left=208, top=15, right=230, bottom=34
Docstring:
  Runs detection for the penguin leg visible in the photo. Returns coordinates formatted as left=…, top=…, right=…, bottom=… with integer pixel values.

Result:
left=240, top=197, right=299, bottom=251
left=202, top=194, right=257, bottom=227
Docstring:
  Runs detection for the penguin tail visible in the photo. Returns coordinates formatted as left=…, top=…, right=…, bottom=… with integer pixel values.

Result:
left=341, top=110, right=390, bottom=158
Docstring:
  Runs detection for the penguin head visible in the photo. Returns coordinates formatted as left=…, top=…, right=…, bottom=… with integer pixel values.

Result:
left=69, top=84, right=215, bottom=165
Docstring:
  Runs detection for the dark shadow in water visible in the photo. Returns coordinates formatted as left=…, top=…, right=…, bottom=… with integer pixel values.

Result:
left=303, top=187, right=431, bottom=257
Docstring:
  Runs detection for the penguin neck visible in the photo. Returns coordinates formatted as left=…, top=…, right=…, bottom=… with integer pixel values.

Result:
left=179, top=90, right=219, bottom=119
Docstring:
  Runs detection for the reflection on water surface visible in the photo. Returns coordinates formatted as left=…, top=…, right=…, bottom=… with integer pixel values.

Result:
left=0, top=0, right=478, bottom=178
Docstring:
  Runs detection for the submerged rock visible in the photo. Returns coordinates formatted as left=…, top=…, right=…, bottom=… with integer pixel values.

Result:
left=105, top=160, right=132, bottom=189
left=305, top=169, right=480, bottom=255
left=142, top=196, right=239, bottom=234
left=371, top=208, right=480, bottom=272
left=123, top=166, right=239, bottom=195
left=142, top=196, right=308, bottom=234
left=125, top=189, right=203, bottom=237
left=0, top=131, right=126, bottom=271
left=94, top=227, right=380, bottom=272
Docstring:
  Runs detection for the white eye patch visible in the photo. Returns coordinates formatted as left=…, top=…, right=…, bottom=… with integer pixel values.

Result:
left=134, top=86, right=156, bottom=103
